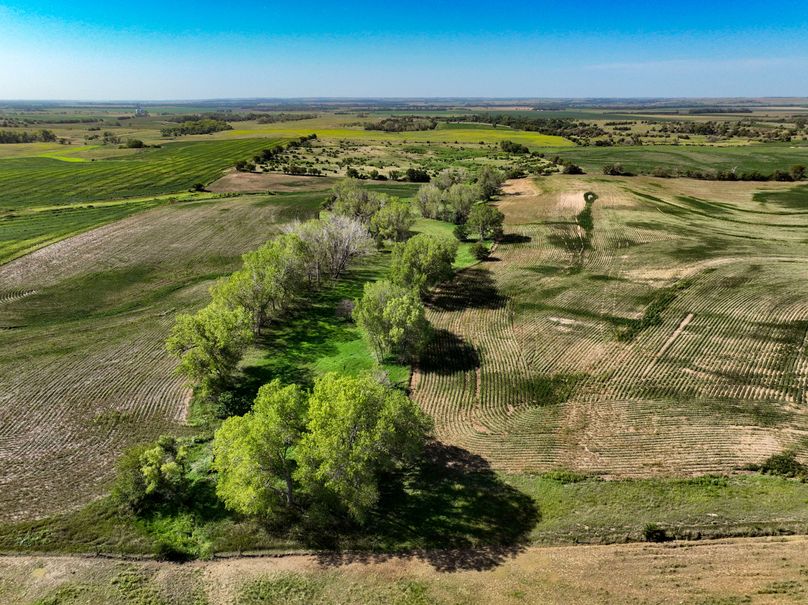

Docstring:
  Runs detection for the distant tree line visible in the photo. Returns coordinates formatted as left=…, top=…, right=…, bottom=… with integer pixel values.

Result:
left=444, top=113, right=607, bottom=142
left=364, top=116, right=438, bottom=132
left=0, top=129, right=57, bottom=144
left=688, top=107, right=753, bottom=114
left=160, top=119, right=233, bottom=137
left=654, top=119, right=796, bottom=142
left=602, top=162, right=807, bottom=182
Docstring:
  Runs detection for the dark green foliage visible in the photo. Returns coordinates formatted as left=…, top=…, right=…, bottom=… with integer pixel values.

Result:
left=602, top=162, right=631, bottom=176
left=616, top=280, right=691, bottom=342
left=471, top=240, right=490, bottom=261
left=365, top=116, right=438, bottom=132
left=753, top=451, right=807, bottom=479
left=235, top=159, right=256, bottom=172
left=0, top=128, right=57, bottom=143
left=112, top=436, right=189, bottom=514
left=500, top=139, right=530, bottom=154
left=405, top=168, right=430, bottom=182
left=161, top=119, right=232, bottom=137
left=453, top=222, right=468, bottom=241
left=643, top=523, right=671, bottom=542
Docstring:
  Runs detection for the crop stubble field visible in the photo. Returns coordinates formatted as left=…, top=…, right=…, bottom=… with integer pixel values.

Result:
left=0, top=192, right=321, bottom=522
left=413, top=175, right=808, bottom=476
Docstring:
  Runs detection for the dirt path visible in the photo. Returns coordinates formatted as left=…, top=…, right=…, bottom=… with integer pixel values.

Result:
left=1, top=537, right=806, bottom=604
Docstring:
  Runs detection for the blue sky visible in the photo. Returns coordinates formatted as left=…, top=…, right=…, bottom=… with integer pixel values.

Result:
left=1, top=0, right=807, bottom=99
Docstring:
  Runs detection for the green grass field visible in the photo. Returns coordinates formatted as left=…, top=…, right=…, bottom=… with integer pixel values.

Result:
left=0, top=138, right=282, bottom=210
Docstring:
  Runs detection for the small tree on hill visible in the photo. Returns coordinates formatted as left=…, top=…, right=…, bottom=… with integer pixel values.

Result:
left=476, top=165, right=505, bottom=200
left=467, top=203, right=505, bottom=241
left=113, top=435, right=188, bottom=513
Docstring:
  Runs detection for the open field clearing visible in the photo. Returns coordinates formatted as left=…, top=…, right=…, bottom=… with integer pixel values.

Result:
left=208, top=172, right=337, bottom=193
left=0, top=139, right=280, bottom=210
left=210, top=116, right=573, bottom=147
left=413, top=175, right=808, bottom=476
left=2, top=536, right=807, bottom=604
left=0, top=192, right=323, bottom=522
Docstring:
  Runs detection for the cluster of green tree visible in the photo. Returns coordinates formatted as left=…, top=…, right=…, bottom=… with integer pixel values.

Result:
left=500, top=140, right=530, bottom=154
left=114, top=371, right=431, bottom=528
left=444, top=113, right=607, bottom=142
left=414, top=167, right=505, bottom=261
left=213, top=373, right=431, bottom=523
left=654, top=119, right=797, bottom=142
left=632, top=164, right=807, bottom=182
left=322, top=180, right=461, bottom=362
left=246, top=135, right=318, bottom=174
left=167, top=213, right=374, bottom=404
left=160, top=119, right=233, bottom=137
left=0, top=129, right=57, bottom=144
left=256, top=113, right=318, bottom=124
left=364, top=116, right=439, bottom=132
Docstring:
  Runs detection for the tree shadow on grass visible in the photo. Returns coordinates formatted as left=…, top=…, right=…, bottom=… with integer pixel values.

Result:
left=313, top=442, right=540, bottom=572
left=419, top=329, right=479, bottom=375
left=498, top=232, right=532, bottom=244
left=427, top=268, right=506, bottom=312
left=236, top=264, right=383, bottom=400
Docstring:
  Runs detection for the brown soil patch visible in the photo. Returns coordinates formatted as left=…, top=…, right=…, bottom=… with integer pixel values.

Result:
left=208, top=171, right=336, bottom=193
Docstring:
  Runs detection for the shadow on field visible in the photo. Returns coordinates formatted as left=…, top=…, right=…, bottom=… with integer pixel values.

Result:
left=419, top=329, right=479, bottom=375
left=313, top=442, right=540, bottom=572
left=427, top=268, right=506, bottom=312
left=498, top=232, right=532, bottom=244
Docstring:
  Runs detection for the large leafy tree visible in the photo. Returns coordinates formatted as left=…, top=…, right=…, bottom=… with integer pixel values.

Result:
left=287, top=214, right=374, bottom=284
left=211, top=233, right=305, bottom=335
left=467, top=203, right=505, bottom=241
left=389, top=233, right=457, bottom=294
left=213, top=380, right=308, bottom=515
left=166, top=302, right=253, bottom=400
left=211, top=373, right=431, bottom=524
left=353, top=280, right=428, bottom=361
left=329, top=179, right=383, bottom=224
left=296, top=373, right=431, bottom=522
left=443, top=183, right=481, bottom=224
left=370, top=197, right=415, bottom=242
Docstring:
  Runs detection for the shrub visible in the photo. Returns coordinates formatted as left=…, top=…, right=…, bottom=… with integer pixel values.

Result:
left=453, top=222, right=468, bottom=242
left=405, top=168, right=430, bottom=183
left=643, top=523, right=670, bottom=542
left=757, top=451, right=806, bottom=478
left=561, top=163, right=584, bottom=175
left=471, top=241, right=490, bottom=261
